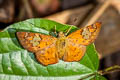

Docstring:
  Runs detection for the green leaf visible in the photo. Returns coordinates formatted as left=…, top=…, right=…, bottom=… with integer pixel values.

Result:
left=0, top=18, right=100, bottom=80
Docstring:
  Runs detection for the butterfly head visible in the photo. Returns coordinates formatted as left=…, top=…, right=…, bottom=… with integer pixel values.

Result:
left=58, top=32, right=65, bottom=37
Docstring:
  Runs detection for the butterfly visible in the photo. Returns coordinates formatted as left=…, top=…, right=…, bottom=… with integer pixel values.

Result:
left=16, top=22, right=101, bottom=66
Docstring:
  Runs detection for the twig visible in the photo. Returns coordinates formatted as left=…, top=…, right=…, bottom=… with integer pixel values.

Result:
left=23, top=0, right=33, bottom=18
left=98, top=65, right=120, bottom=75
left=79, top=65, right=120, bottom=80
left=81, top=0, right=112, bottom=27
left=45, top=10, right=72, bottom=24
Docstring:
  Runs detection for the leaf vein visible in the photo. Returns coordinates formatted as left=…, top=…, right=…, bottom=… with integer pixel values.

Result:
left=20, top=52, right=29, bottom=75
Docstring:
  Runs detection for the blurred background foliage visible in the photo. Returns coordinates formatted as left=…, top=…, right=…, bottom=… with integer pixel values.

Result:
left=0, top=0, right=120, bottom=79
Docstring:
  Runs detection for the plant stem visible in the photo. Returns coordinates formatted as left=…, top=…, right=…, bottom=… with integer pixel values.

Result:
left=98, top=65, right=120, bottom=75
left=79, top=65, right=120, bottom=80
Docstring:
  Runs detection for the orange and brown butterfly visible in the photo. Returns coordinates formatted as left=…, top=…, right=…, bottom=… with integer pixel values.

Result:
left=16, top=22, right=101, bottom=66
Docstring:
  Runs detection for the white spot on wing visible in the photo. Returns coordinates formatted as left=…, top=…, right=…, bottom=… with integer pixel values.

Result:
left=82, top=28, right=91, bottom=39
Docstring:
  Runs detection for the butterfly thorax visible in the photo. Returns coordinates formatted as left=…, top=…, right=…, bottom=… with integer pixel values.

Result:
left=56, top=32, right=67, bottom=59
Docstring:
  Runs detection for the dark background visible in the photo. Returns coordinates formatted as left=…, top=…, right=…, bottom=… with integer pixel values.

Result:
left=0, top=0, right=120, bottom=79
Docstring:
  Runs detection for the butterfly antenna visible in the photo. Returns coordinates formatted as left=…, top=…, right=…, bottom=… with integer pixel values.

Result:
left=65, top=26, right=72, bottom=35
left=54, top=25, right=57, bottom=35
left=54, top=25, right=58, bottom=36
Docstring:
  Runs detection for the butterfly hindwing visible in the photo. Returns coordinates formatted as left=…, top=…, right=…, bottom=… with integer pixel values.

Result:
left=63, top=42, right=86, bottom=62
left=35, top=44, right=58, bottom=66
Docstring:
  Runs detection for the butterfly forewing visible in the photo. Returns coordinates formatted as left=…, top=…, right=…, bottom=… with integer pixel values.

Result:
left=67, top=22, right=101, bottom=46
